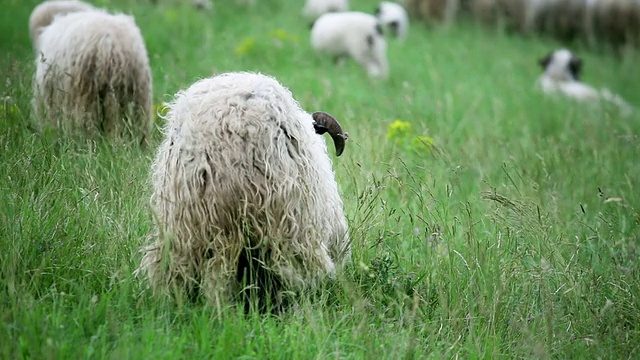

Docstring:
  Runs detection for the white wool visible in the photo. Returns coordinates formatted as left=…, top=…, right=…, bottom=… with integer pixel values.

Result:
left=28, top=0, right=96, bottom=52
left=33, top=9, right=153, bottom=141
left=537, top=48, right=634, bottom=115
left=376, top=2, right=410, bottom=40
left=311, top=11, right=389, bottom=79
left=136, top=72, right=350, bottom=307
left=303, top=0, right=349, bottom=20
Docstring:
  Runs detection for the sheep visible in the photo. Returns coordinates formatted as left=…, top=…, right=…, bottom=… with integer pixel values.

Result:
left=591, top=0, right=640, bottom=51
left=192, top=0, right=213, bottom=11
left=311, top=11, right=389, bottom=79
left=33, top=9, right=153, bottom=143
left=28, top=0, right=95, bottom=53
left=536, top=49, right=633, bottom=115
left=402, top=0, right=460, bottom=25
left=135, top=72, right=351, bottom=312
left=303, top=0, right=349, bottom=21
left=375, top=2, right=410, bottom=40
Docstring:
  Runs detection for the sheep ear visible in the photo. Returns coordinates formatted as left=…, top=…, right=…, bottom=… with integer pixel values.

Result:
left=568, top=56, right=583, bottom=80
left=374, top=6, right=381, bottom=16
left=539, top=52, right=553, bottom=69
left=312, top=111, right=348, bottom=157
left=389, top=21, right=400, bottom=37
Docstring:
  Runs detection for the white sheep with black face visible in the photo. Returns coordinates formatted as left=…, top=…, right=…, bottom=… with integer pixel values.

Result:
left=311, top=11, right=389, bottom=79
left=375, top=2, right=410, bottom=40
left=537, top=48, right=633, bottom=115
left=136, top=72, right=351, bottom=312
left=303, top=0, right=349, bottom=21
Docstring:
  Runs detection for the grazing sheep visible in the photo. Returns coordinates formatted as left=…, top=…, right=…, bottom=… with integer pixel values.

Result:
left=28, top=0, right=95, bottom=52
left=303, top=0, right=349, bottom=21
left=592, top=0, right=640, bottom=51
left=537, top=49, right=633, bottom=114
left=311, top=11, right=389, bottom=79
left=33, top=10, right=153, bottom=143
left=192, top=0, right=213, bottom=11
left=402, top=0, right=460, bottom=25
left=375, top=2, right=410, bottom=40
left=136, top=72, right=351, bottom=311
left=149, top=0, right=214, bottom=11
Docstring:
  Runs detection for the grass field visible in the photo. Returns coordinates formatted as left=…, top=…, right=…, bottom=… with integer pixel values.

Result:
left=1, top=0, right=640, bottom=358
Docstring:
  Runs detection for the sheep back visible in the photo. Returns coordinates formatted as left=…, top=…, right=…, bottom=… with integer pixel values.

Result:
left=29, top=0, right=95, bottom=53
left=311, top=11, right=389, bottom=78
left=303, top=0, right=350, bottom=20
left=33, top=10, right=153, bottom=143
left=138, top=72, right=350, bottom=307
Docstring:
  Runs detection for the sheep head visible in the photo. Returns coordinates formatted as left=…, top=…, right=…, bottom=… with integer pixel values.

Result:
left=539, top=49, right=583, bottom=81
left=312, top=111, right=348, bottom=156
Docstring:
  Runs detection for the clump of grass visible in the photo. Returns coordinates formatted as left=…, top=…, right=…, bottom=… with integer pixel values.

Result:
left=1, top=0, right=640, bottom=358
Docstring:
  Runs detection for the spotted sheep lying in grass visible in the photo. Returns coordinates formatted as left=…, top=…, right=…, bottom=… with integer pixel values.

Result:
left=537, top=48, right=634, bottom=115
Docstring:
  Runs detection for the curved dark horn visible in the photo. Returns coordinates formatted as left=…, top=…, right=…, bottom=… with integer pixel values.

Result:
left=312, top=111, right=348, bottom=156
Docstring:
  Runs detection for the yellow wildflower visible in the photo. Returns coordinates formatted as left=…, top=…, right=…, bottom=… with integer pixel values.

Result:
left=386, top=119, right=412, bottom=141
left=234, top=37, right=256, bottom=57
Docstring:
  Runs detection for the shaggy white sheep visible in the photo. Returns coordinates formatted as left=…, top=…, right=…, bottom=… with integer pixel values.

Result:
left=311, top=11, right=389, bottom=79
left=136, top=72, right=351, bottom=311
left=537, top=48, right=633, bottom=114
left=303, top=0, right=349, bottom=20
left=33, top=10, right=154, bottom=143
left=375, top=2, right=410, bottom=40
left=28, top=0, right=95, bottom=52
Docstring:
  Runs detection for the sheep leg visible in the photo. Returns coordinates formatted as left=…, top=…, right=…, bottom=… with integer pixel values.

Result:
left=236, top=246, right=288, bottom=313
left=200, top=239, right=244, bottom=311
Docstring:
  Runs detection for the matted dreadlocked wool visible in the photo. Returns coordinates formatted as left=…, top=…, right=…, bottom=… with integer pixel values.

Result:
left=33, top=10, right=153, bottom=143
left=136, top=72, right=350, bottom=311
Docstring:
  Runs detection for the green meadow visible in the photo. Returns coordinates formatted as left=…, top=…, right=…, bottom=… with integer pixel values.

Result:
left=1, top=0, right=639, bottom=358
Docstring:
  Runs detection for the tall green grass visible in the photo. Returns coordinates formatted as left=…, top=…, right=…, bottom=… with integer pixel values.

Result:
left=1, top=0, right=639, bottom=358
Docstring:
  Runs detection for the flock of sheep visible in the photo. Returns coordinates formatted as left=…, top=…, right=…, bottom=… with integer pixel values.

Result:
left=27, top=0, right=634, bottom=312
left=404, top=0, right=640, bottom=51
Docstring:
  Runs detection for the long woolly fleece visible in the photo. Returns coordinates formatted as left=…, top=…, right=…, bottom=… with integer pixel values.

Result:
left=28, top=0, right=95, bottom=53
left=33, top=10, right=153, bottom=143
left=137, top=72, right=350, bottom=307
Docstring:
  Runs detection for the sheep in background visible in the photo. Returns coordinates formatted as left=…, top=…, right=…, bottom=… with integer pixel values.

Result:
left=375, top=2, right=410, bottom=40
left=311, top=11, right=389, bottom=79
left=592, top=0, right=640, bottom=51
left=537, top=49, right=633, bottom=115
left=465, top=0, right=549, bottom=33
left=402, top=0, right=459, bottom=25
left=28, top=0, right=95, bottom=52
left=33, top=10, right=153, bottom=143
left=303, top=0, right=349, bottom=21
left=192, top=0, right=213, bottom=11
left=136, top=72, right=351, bottom=311
left=148, top=0, right=213, bottom=10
